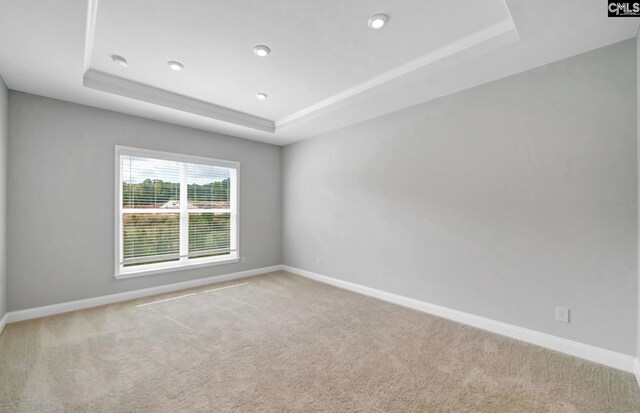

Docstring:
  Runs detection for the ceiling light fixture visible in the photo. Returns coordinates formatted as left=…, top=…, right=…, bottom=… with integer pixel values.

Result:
left=367, top=14, right=388, bottom=29
left=167, top=61, right=184, bottom=71
left=256, top=93, right=268, bottom=100
left=111, top=55, right=128, bottom=68
left=254, top=45, right=271, bottom=57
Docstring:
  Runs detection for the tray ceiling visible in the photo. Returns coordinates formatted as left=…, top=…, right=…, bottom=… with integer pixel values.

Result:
left=0, top=1, right=637, bottom=144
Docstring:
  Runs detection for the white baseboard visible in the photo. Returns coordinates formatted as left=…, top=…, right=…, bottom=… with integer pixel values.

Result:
left=5, top=265, right=283, bottom=324
left=283, top=265, right=637, bottom=373
left=0, top=312, right=7, bottom=335
left=3, top=263, right=638, bottom=376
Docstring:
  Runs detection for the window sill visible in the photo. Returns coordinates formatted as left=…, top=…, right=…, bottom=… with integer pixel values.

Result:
left=114, top=257, right=240, bottom=280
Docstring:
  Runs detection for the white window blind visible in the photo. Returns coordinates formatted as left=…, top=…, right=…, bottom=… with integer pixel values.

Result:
left=115, top=146, right=238, bottom=277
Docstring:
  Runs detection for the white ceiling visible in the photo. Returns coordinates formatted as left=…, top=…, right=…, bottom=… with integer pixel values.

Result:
left=90, top=0, right=511, bottom=121
left=0, top=1, right=638, bottom=145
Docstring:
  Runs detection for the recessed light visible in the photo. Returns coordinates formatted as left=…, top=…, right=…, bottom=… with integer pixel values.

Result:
left=167, top=61, right=184, bottom=71
left=256, top=93, right=268, bottom=100
left=111, top=55, right=128, bottom=68
left=253, top=45, right=271, bottom=57
left=367, top=14, right=388, bottom=29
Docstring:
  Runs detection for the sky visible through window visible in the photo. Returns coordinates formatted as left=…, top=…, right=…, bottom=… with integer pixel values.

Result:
left=122, top=156, right=230, bottom=185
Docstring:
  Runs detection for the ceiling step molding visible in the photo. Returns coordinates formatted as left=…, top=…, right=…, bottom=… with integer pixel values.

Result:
left=83, top=69, right=275, bottom=133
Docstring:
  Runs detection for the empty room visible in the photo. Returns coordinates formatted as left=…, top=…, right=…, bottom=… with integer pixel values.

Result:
left=1, top=0, right=640, bottom=411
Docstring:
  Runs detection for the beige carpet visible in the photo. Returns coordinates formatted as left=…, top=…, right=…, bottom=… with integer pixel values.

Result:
left=1, top=271, right=639, bottom=412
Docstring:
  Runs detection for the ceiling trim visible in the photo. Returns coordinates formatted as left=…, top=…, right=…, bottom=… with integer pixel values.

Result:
left=83, top=0, right=274, bottom=133
left=275, top=16, right=517, bottom=128
left=84, top=0, right=99, bottom=72
left=83, top=0, right=516, bottom=135
left=83, top=69, right=276, bottom=133
left=275, top=21, right=521, bottom=142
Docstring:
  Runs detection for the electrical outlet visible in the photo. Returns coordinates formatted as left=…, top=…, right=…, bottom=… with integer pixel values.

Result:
left=241, top=256, right=246, bottom=263
left=316, top=258, right=322, bottom=267
left=555, top=307, right=569, bottom=323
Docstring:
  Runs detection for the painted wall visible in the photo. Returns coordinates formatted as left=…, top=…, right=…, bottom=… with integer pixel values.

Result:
left=0, top=77, right=7, bottom=320
left=283, top=40, right=637, bottom=355
left=7, top=92, right=282, bottom=311
left=637, top=32, right=640, bottom=360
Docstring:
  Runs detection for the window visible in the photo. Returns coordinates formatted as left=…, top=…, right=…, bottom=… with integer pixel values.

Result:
left=115, top=146, right=238, bottom=278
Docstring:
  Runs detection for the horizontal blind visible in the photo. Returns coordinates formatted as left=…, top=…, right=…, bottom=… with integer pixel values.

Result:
left=188, top=212, right=231, bottom=258
left=186, top=161, right=234, bottom=258
left=122, top=155, right=180, bottom=209
left=119, top=152, right=236, bottom=270
left=186, top=163, right=231, bottom=209
left=122, top=213, right=180, bottom=266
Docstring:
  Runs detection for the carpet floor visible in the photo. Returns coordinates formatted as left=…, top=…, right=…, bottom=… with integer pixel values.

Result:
left=1, top=270, right=639, bottom=412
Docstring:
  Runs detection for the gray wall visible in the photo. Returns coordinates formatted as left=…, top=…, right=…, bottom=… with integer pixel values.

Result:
left=0, top=77, right=7, bottom=319
left=637, top=32, right=640, bottom=359
left=7, top=92, right=282, bottom=311
left=283, top=39, right=638, bottom=355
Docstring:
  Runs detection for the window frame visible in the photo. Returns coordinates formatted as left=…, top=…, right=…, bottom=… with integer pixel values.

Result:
left=114, top=145, right=240, bottom=279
